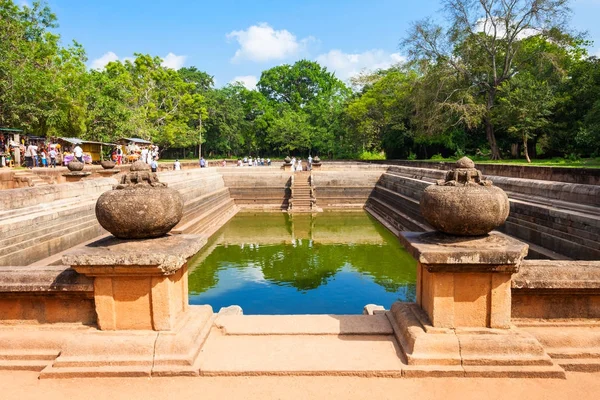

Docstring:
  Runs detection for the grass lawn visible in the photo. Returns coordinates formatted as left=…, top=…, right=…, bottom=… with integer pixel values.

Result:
left=420, top=157, right=600, bottom=169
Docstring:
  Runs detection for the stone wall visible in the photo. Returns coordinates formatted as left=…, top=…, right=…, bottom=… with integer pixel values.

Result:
left=365, top=165, right=600, bottom=260
left=0, top=168, right=236, bottom=266
left=367, top=160, right=600, bottom=186
left=0, top=170, right=30, bottom=190
left=0, top=265, right=95, bottom=324
left=0, top=178, right=117, bottom=266
left=512, top=260, right=600, bottom=319
left=220, top=167, right=291, bottom=210
left=312, top=169, right=386, bottom=209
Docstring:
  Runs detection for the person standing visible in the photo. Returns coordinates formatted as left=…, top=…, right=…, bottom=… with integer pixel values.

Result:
left=199, top=157, right=206, bottom=168
left=116, top=146, right=123, bottom=165
left=308, top=155, right=313, bottom=171
left=41, top=150, right=47, bottom=167
left=174, top=159, right=181, bottom=171
left=141, top=147, right=149, bottom=164
left=49, top=147, right=57, bottom=168
left=30, top=144, right=38, bottom=167
left=24, top=143, right=32, bottom=169
left=74, top=144, right=83, bottom=163
left=151, top=158, right=158, bottom=173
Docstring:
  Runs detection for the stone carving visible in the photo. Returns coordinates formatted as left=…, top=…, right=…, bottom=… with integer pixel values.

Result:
left=100, top=160, right=116, bottom=169
left=420, top=157, right=509, bottom=236
left=67, top=160, right=84, bottom=171
left=95, top=161, right=184, bottom=239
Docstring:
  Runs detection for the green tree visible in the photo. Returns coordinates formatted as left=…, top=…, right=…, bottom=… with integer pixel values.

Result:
left=345, top=67, right=416, bottom=157
left=403, top=0, right=571, bottom=159
left=495, top=72, right=555, bottom=162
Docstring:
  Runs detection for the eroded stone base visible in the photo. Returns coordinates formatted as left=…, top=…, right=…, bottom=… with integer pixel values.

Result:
left=39, top=305, right=214, bottom=378
left=388, top=302, right=565, bottom=378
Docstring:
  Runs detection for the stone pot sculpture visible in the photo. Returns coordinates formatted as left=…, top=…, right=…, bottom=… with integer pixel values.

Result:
left=67, top=160, right=84, bottom=171
left=101, top=160, right=116, bottom=169
left=95, top=160, right=184, bottom=239
left=313, top=156, right=321, bottom=164
left=420, top=157, right=509, bottom=236
left=284, top=156, right=292, bottom=164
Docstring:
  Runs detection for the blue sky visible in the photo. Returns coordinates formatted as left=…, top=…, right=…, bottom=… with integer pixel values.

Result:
left=42, top=0, right=600, bottom=89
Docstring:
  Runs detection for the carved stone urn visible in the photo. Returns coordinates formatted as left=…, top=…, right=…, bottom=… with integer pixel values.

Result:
left=67, top=160, right=84, bottom=171
left=100, top=160, right=116, bottom=169
left=95, top=161, right=184, bottom=239
left=420, top=157, right=509, bottom=236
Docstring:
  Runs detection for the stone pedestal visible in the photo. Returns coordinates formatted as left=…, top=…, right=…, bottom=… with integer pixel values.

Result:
left=282, top=163, right=293, bottom=171
left=401, top=231, right=527, bottom=329
left=62, top=171, right=91, bottom=182
left=388, top=231, right=565, bottom=377
left=62, top=234, right=206, bottom=331
left=311, top=162, right=322, bottom=170
left=97, top=169, right=120, bottom=178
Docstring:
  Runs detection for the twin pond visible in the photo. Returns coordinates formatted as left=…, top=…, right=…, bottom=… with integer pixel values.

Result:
left=187, top=211, right=417, bottom=314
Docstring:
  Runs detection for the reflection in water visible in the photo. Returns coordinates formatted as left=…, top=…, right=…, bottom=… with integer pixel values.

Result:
left=187, top=212, right=417, bottom=314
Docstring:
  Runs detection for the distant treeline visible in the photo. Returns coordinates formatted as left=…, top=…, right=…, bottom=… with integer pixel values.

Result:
left=1, top=0, right=599, bottom=161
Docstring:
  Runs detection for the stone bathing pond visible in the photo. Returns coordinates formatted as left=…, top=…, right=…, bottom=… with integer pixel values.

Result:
left=187, top=211, right=417, bottom=314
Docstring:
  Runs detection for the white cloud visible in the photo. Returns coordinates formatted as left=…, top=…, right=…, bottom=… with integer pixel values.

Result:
left=161, top=52, right=187, bottom=69
left=91, top=51, right=119, bottom=70
left=227, top=23, right=312, bottom=62
left=316, top=49, right=405, bottom=81
left=230, top=75, right=258, bottom=90
left=90, top=52, right=186, bottom=70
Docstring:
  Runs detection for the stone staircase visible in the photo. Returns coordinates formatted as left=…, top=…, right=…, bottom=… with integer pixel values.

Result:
left=288, top=171, right=314, bottom=212
left=12, top=169, right=49, bottom=187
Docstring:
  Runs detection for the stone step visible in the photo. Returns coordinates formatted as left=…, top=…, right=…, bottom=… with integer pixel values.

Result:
left=366, top=197, right=430, bottom=232
left=173, top=198, right=236, bottom=234
left=0, top=350, right=58, bottom=361
left=553, top=358, right=600, bottom=372
left=0, top=211, right=98, bottom=256
left=0, top=200, right=97, bottom=240
left=198, top=329, right=403, bottom=376
left=0, top=222, right=104, bottom=266
left=182, top=188, right=230, bottom=217
left=0, top=194, right=98, bottom=222
left=0, top=359, right=53, bottom=372
left=188, top=201, right=237, bottom=236
left=507, top=212, right=600, bottom=252
left=0, top=212, right=97, bottom=249
left=502, top=219, right=600, bottom=260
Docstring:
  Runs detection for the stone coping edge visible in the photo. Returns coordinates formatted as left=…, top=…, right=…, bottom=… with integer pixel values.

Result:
left=62, top=234, right=207, bottom=275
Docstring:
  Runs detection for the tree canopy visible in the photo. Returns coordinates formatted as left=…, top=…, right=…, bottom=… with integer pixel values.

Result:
left=2, top=0, right=600, bottom=161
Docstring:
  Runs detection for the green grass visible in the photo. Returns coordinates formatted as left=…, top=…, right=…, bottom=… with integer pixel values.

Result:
left=418, top=156, right=600, bottom=169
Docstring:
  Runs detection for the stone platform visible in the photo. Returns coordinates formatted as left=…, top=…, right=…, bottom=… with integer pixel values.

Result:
left=2, top=309, right=600, bottom=378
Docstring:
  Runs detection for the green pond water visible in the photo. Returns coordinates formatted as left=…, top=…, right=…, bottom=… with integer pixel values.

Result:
left=187, top=211, right=417, bottom=314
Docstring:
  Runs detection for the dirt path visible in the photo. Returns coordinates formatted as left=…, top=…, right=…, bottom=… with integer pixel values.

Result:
left=2, top=371, right=600, bottom=400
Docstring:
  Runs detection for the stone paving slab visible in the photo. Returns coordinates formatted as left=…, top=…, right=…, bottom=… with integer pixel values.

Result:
left=214, top=314, right=394, bottom=336
left=199, top=329, right=404, bottom=376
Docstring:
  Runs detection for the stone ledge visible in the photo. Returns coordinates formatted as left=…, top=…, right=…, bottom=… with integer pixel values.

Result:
left=399, top=231, right=528, bottom=269
left=62, top=234, right=206, bottom=275
left=513, top=260, right=600, bottom=290
left=0, top=265, right=92, bottom=293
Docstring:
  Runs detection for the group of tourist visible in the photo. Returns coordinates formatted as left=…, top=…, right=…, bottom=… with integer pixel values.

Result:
left=111, top=144, right=159, bottom=166
left=239, top=157, right=271, bottom=167
left=22, top=141, right=62, bottom=169
left=291, top=155, right=313, bottom=172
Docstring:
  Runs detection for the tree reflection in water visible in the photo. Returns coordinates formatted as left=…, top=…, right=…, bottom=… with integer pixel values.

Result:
left=187, top=212, right=417, bottom=314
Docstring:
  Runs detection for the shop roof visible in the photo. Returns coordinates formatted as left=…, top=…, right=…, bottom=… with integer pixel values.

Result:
left=119, top=137, right=152, bottom=144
